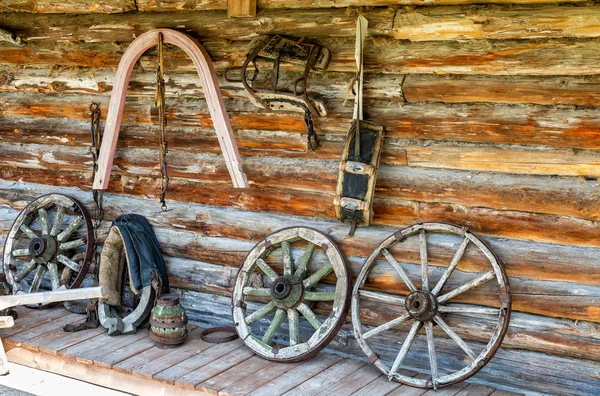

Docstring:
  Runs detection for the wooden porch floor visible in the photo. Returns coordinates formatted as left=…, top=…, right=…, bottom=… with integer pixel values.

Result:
left=0, top=306, right=521, bottom=396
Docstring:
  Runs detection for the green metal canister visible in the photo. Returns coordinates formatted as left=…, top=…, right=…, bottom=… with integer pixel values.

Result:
left=149, top=294, right=188, bottom=348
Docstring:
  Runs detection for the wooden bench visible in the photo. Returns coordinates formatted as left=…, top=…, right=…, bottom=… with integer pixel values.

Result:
left=0, top=306, right=521, bottom=395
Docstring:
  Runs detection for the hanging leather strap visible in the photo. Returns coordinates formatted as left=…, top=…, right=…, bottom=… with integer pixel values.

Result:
left=353, top=16, right=368, bottom=158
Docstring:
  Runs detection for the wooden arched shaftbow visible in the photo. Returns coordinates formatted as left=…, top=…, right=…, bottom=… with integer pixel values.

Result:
left=92, top=28, right=248, bottom=190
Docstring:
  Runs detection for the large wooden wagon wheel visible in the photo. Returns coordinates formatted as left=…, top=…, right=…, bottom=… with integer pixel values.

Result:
left=2, top=194, right=93, bottom=305
left=352, top=223, right=510, bottom=389
left=232, top=227, right=350, bottom=362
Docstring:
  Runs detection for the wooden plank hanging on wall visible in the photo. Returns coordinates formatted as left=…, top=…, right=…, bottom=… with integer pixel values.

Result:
left=227, top=0, right=256, bottom=17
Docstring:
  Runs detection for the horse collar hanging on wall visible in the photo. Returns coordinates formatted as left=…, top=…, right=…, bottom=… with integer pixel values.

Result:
left=92, top=29, right=249, bottom=192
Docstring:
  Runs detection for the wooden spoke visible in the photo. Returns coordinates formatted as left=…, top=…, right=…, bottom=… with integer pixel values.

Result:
left=433, top=315, right=476, bottom=360
left=262, top=308, right=286, bottom=344
left=29, top=265, right=47, bottom=293
left=382, top=249, right=417, bottom=292
left=389, top=320, right=421, bottom=379
left=19, top=224, right=38, bottom=239
left=294, top=242, right=316, bottom=279
left=425, top=321, right=438, bottom=387
left=297, top=302, right=322, bottom=330
left=288, top=309, right=299, bottom=346
left=47, top=262, right=61, bottom=290
left=432, top=237, right=470, bottom=296
left=281, top=241, right=293, bottom=276
left=358, top=290, right=406, bottom=306
left=60, top=266, right=73, bottom=286
left=14, top=260, right=37, bottom=282
left=245, top=301, right=276, bottom=325
left=303, top=262, right=332, bottom=289
left=59, top=238, right=86, bottom=251
left=419, top=229, right=429, bottom=291
left=50, top=205, right=65, bottom=236
left=363, top=313, right=411, bottom=340
left=256, top=258, right=279, bottom=282
left=11, top=249, right=30, bottom=257
left=38, top=208, right=49, bottom=235
left=303, top=291, right=335, bottom=301
left=57, top=216, right=83, bottom=242
left=438, top=304, right=499, bottom=315
left=243, top=287, right=271, bottom=297
left=438, top=270, right=495, bottom=304
left=56, top=254, right=81, bottom=272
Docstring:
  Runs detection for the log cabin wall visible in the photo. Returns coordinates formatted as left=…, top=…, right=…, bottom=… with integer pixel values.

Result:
left=0, top=1, right=599, bottom=394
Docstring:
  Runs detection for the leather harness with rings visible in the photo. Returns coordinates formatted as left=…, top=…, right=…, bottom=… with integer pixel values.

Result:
left=226, top=35, right=331, bottom=150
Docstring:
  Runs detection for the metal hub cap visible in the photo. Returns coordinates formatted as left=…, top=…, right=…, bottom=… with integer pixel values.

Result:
left=271, top=277, right=292, bottom=300
left=406, top=290, right=438, bottom=322
left=28, top=235, right=58, bottom=263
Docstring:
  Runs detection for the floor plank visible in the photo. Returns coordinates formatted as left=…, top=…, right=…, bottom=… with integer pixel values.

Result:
left=316, top=363, right=383, bottom=395
left=0, top=307, right=66, bottom=339
left=456, top=383, right=498, bottom=396
left=282, top=358, right=365, bottom=396
left=218, top=358, right=302, bottom=395
left=178, top=347, right=254, bottom=390
left=38, top=326, right=105, bottom=355
left=130, top=327, right=212, bottom=379
left=248, top=354, right=342, bottom=396
left=199, top=354, right=274, bottom=394
left=351, top=368, right=419, bottom=396
left=154, top=338, right=245, bottom=385
left=74, top=329, right=149, bottom=364
left=422, top=381, right=470, bottom=395
left=94, top=336, right=156, bottom=368
left=9, top=312, right=82, bottom=344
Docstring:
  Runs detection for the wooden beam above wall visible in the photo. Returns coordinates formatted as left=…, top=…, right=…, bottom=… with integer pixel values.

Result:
left=0, top=0, right=136, bottom=13
left=227, top=0, right=256, bottom=17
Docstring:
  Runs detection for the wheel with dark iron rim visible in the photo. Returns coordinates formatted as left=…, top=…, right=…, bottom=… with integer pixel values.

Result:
left=2, top=194, right=93, bottom=306
left=352, top=222, right=511, bottom=389
left=232, top=227, right=350, bottom=362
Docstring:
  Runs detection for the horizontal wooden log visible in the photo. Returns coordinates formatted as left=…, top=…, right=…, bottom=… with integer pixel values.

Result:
left=403, top=74, right=600, bottom=106
left=2, top=179, right=600, bottom=286
left=392, top=5, right=600, bottom=41
left=3, top=120, right=600, bottom=224
left=4, top=165, right=600, bottom=251
left=0, top=0, right=136, bottom=13
left=4, top=65, right=600, bottom=109
left=137, top=0, right=590, bottom=12
left=19, top=5, right=600, bottom=43
left=2, top=36, right=600, bottom=76
left=4, top=92, right=600, bottom=153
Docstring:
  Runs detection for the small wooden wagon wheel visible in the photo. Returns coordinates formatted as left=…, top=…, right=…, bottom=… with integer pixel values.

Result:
left=352, top=223, right=510, bottom=389
left=2, top=194, right=93, bottom=304
left=232, top=227, right=350, bottom=362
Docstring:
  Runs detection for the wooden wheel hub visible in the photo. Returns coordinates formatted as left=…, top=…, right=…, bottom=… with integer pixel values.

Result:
left=405, top=290, right=437, bottom=322
left=270, top=275, right=303, bottom=308
left=29, top=236, right=57, bottom=262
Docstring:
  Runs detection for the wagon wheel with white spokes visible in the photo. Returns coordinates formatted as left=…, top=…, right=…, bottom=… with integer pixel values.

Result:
left=2, top=194, right=93, bottom=306
left=352, top=222, right=510, bottom=389
left=232, top=227, right=350, bottom=362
